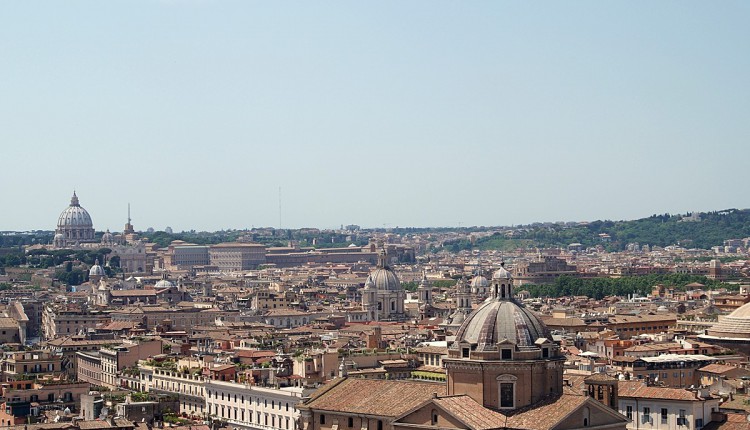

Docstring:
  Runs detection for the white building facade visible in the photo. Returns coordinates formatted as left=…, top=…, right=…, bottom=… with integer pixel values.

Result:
left=618, top=384, right=721, bottom=430
left=205, top=380, right=309, bottom=430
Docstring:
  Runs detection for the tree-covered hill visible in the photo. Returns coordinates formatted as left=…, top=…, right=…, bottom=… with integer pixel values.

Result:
left=471, top=209, right=750, bottom=251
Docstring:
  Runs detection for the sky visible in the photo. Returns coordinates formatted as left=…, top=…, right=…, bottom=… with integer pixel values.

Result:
left=1, top=2, right=749, bottom=232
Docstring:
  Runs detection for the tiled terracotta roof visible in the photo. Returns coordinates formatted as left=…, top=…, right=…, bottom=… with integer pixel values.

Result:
left=503, top=392, right=590, bottom=430
left=618, top=381, right=702, bottom=401
left=302, top=378, right=445, bottom=417
left=433, top=395, right=505, bottom=430
left=698, top=363, right=743, bottom=375
left=702, top=412, right=750, bottom=430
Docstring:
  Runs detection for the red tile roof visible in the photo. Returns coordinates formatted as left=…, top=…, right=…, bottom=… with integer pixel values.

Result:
left=618, top=381, right=704, bottom=401
left=302, top=378, right=445, bottom=417
left=433, top=395, right=505, bottom=430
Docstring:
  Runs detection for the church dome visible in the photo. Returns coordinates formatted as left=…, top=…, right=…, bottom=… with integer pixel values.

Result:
left=470, top=275, right=489, bottom=288
left=705, top=301, right=750, bottom=339
left=101, top=230, right=114, bottom=243
left=365, top=253, right=402, bottom=291
left=365, top=267, right=401, bottom=291
left=155, top=278, right=174, bottom=289
left=453, top=265, right=550, bottom=352
left=57, top=192, right=93, bottom=228
left=89, top=260, right=105, bottom=277
left=453, top=298, right=551, bottom=350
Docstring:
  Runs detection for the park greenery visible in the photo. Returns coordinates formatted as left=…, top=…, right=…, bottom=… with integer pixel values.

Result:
left=522, top=274, right=736, bottom=300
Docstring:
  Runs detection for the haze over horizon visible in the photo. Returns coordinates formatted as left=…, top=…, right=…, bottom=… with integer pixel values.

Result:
left=2, top=2, right=749, bottom=232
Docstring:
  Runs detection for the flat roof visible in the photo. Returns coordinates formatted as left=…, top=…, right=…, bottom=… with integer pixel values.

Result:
left=641, top=354, right=716, bottom=363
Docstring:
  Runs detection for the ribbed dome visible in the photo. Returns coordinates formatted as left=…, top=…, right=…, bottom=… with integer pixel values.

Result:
left=89, top=260, right=105, bottom=277
left=470, top=275, right=489, bottom=288
left=453, top=298, right=551, bottom=349
left=365, top=267, right=401, bottom=291
left=364, top=252, right=402, bottom=292
left=57, top=192, right=93, bottom=228
left=155, top=279, right=174, bottom=289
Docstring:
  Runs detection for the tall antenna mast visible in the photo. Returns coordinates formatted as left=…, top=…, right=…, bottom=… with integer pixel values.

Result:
left=278, top=186, right=282, bottom=230
left=128, top=203, right=131, bottom=224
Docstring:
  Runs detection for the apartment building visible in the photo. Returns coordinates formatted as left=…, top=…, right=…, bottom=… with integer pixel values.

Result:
left=77, top=339, right=162, bottom=389
left=204, top=379, right=309, bottom=430
left=138, top=362, right=207, bottom=416
left=618, top=382, right=721, bottom=430
left=0, top=350, right=63, bottom=381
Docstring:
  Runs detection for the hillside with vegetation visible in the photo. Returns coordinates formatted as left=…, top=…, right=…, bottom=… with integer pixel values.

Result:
left=464, top=209, right=750, bottom=252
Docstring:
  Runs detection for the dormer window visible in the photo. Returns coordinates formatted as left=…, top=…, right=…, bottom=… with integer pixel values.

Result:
left=542, top=347, right=549, bottom=358
left=462, top=348, right=470, bottom=358
left=501, top=349, right=512, bottom=360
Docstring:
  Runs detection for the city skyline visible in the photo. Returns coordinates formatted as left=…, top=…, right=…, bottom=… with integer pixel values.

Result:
left=2, top=2, right=749, bottom=231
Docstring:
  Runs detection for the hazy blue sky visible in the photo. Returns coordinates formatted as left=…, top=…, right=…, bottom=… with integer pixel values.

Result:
left=2, top=2, right=749, bottom=232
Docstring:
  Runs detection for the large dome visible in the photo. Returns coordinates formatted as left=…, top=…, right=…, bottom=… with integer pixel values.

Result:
left=54, top=192, right=96, bottom=246
left=57, top=192, right=93, bottom=228
left=452, top=264, right=550, bottom=352
left=365, top=267, right=401, bottom=291
left=705, top=301, right=750, bottom=339
left=453, top=298, right=551, bottom=349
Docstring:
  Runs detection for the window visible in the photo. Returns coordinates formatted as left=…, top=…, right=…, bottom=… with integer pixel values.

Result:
left=642, top=407, right=651, bottom=424
left=626, top=406, right=633, bottom=420
left=462, top=348, right=470, bottom=358
left=678, top=410, right=687, bottom=427
left=696, top=419, right=703, bottom=429
left=661, top=409, right=668, bottom=424
left=431, top=409, right=438, bottom=425
left=501, top=349, right=512, bottom=360
left=377, top=421, right=383, bottom=430
left=348, top=417, right=353, bottom=428
left=320, top=415, right=326, bottom=425
left=500, top=383, right=514, bottom=408
left=542, top=348, right=549, bottom=358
